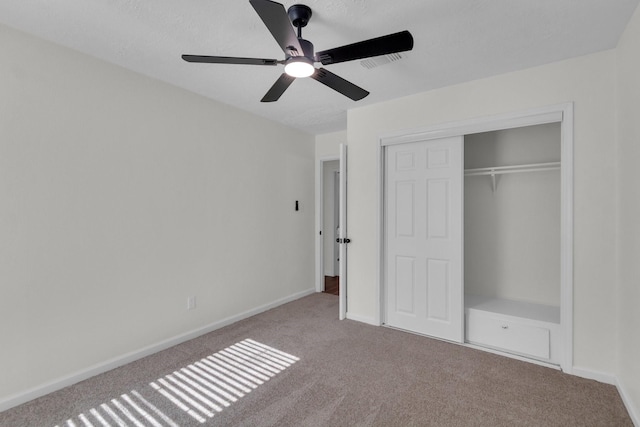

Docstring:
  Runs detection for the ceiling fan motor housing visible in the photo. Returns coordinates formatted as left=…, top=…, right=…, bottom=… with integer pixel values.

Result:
left=296, top=38, right=314, bottom=58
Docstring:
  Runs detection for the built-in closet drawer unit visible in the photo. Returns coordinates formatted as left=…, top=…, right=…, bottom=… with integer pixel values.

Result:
left=465, top=294, right=561, bottom=363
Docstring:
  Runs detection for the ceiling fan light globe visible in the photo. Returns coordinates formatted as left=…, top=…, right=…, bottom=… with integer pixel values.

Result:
left=284, top=58, right=315, bottom=78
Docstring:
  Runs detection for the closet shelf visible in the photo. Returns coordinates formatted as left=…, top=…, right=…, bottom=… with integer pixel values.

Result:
left=464, top=162, right=560, bottom=192
left=465, top=293, right=560, bottom=324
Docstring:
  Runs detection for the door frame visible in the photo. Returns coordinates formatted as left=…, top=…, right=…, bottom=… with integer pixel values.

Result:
left=316, top=149, right=347, bottom=320
left=315, top=155, right=340, bottom=293
left=333, top=170, right=341, bottom=276
left=376, top=103, right=574, bottom=374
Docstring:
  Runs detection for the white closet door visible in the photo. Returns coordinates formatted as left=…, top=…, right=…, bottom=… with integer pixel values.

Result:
left=384, top=136, right=464, bottom=342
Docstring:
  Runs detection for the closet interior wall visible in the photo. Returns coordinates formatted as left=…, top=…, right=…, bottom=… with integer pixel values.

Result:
left=464, top=123, right=562, bottom=307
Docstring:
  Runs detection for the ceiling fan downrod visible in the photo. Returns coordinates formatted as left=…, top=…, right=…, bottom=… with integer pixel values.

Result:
left=287, top=4, right=314, bottom=61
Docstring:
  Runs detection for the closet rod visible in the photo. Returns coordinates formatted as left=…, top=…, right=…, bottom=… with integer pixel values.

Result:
left=464, top=162, right=560, bottom=177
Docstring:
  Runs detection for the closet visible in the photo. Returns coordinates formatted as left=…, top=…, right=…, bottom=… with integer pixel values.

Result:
left=382, top=110, right=569, bottom=369
left=463, top=123, right=561, bottom=364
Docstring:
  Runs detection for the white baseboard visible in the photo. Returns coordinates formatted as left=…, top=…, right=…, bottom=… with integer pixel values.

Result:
left=543, top=367, right=639, bottom=425
left=571, top=367, right=617, bottom=385
left=570, top=366, right=640, bottom=424
left=346, top=312, right=378, bottom=326
left=616, top=378, right=640, bottom=427
left=0, top=288, right=315, bottom=413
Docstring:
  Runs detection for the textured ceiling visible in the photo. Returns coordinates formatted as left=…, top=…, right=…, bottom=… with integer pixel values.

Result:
left=0, top=0, right=638, bottom=135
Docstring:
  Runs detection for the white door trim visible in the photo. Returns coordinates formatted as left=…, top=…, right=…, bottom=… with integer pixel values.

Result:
left=333, top=171, right=340, bottom=276
left=559, top=103, right=574, bottom=374
left=338, top=144, right=348, bottom=320
left=376, top=103, right=574, bottom=373
left=379, top=108, right=564, bottom=146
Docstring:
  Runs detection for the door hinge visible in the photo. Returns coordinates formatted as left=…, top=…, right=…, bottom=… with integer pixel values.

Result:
left=336, top=238, right=351, bottom=244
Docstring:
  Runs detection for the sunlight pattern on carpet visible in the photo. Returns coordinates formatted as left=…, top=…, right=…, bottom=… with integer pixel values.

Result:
left=55, top=389, right=178, bottom=427
left=54, top=339, right=299, bottom=426
left=152, top=339, right=299, bottom=423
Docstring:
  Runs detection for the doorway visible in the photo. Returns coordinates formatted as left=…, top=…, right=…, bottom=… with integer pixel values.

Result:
left=316, top=144, right=348, bottom=319
left=322, top=160, right=340, bottom=295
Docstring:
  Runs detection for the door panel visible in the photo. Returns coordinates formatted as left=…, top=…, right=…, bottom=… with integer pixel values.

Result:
left=395, top=256, right=416, bottom=314
left=395, top=181, right=415, bottom=237
left=426, top=258, right=449, bottom=321
left=385, top=136, right=463, bottom=342
left=427, top=180, right=449, bottom=238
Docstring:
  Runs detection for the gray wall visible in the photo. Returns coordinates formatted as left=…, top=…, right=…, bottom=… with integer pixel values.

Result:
left=0, top=23, right=315, bottom=402
left=615, top=4, right=640, bottom=420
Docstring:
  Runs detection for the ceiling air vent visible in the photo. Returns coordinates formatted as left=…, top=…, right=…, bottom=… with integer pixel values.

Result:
left=360, top=53, right=403, bottom=69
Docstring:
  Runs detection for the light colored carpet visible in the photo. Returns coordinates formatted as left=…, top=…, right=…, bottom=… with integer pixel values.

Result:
left=0, top=293, right=632, bottom=426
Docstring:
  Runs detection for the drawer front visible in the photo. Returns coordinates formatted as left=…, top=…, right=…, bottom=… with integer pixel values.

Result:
left=466, top=311, right=550, bottom=359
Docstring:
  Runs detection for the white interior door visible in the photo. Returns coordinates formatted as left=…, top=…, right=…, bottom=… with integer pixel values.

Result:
left=384, top=136, right=464, bottom=342
left=338, top=144, right=347, bottom=320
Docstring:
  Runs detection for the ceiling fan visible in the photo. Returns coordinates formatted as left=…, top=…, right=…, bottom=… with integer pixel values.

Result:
left=182, top=0, right=414, bottom=102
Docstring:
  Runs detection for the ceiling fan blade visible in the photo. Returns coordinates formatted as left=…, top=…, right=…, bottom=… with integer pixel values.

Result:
left=315, top=30, right=414, bottom=65
left=182, top=55, right=279, bottom=66
left=311, top=68, right=369, bottom=101
left=261, top=73, right=296, bottom=102
left=250, top=0, right=304, bottom=57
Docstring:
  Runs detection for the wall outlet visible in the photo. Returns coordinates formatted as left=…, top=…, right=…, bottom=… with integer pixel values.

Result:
left=187, top=296, right=196, bottom=310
